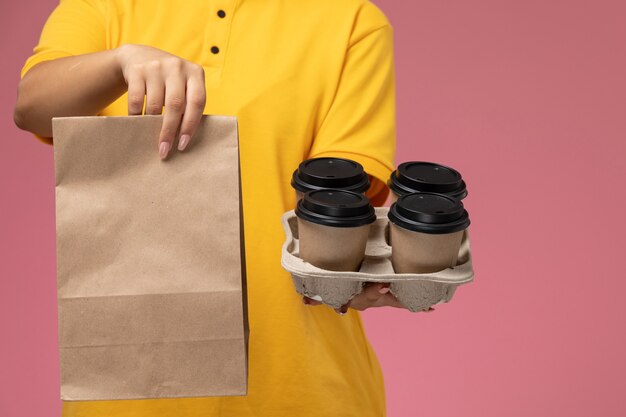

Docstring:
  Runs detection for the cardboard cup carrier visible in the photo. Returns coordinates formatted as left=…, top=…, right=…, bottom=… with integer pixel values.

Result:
left=282, top=190, right=473, bottom=312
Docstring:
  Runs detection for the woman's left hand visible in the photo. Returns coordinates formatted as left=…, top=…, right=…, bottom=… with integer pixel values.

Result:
left=302, top=282, right=433, bottom=314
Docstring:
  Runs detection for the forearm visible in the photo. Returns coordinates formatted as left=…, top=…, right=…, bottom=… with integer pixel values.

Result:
left=14, top=48, right=126, bottom=138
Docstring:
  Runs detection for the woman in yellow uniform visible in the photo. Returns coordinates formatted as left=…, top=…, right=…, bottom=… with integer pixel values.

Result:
left=14, top=0, right=399, bottom=415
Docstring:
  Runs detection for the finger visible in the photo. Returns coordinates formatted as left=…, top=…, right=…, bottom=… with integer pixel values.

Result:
left=157, top=76, right=186, bottom=159
left=343, top=285, right=382, bottom=311
left=145, top=75, right=167, bottom=156
left=302, top=297, right=322, bottom=306
left=379, top=293, right=405, bottom=309
left=357, top=293, right=402, bottom=310
left=333, top=297, right=352, bottom=315
left=177, top=66, right=206, bottom=151
left=126, top=69, right=145, bottom=115
left=361, top=282, right=387, bottom=302
left=350, top=284, right=405, bottom=310
left=144, top=74, right=165, bottom=116
left=334, top=305, right=349, bottom=315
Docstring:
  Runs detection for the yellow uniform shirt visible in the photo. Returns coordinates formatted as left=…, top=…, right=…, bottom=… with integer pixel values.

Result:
left=22, top=0, right=396, bottom=415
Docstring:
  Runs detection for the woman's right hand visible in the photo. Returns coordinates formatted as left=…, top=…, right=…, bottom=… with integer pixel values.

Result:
left=116, top=44, right=207, bottom=159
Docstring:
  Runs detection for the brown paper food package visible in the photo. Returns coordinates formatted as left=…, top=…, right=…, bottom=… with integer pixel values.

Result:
left=52, top=115, right=248, bottom=401
left=281, top=208, right=473, bottom=312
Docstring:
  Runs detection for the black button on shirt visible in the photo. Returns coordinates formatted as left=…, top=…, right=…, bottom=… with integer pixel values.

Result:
left=217, top=10, right=226, bottom=18
left=211, top=46, right=220, bottom=54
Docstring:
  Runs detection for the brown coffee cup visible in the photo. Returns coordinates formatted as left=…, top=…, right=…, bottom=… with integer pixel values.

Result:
left=388, top=193, right=470, bottom=273
left=295, top=190, right=376, bottom=272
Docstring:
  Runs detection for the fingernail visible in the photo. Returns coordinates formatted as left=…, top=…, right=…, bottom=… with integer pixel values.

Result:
left=379, top=287, right=390, bottom=294
left=178, top=134, right=190, bottom=151
left=159, top=142, right=171, bottom=159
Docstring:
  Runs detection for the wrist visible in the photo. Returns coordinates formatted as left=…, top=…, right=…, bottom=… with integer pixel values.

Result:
left=112, top=44, right=135, bottom=84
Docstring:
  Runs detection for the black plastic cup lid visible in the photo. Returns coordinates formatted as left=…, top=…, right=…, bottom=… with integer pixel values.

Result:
left=295, top=189, right=376, bottom=228
left=388, top=161, right=467, bottom=200
left=388, top=192, right=470, bottom=234
left=291, top=157, right=370, bottom=194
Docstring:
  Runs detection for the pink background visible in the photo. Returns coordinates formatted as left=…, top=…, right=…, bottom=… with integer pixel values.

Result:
left=1, top=1, right=625, bottom=416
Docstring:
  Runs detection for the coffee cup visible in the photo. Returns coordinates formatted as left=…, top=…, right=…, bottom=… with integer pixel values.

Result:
left=388, top=161, right=467, bottom=204
left=388, top=192, right=470, bottom=273
left=295, top=190, right=376, bottom=272
left=292, top=157, right=370, bottom=201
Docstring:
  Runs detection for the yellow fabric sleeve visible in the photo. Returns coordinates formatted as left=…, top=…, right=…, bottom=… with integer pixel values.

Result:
left=21, top=0, right=107, bottom=78
left=308, top=8, right=396, bottom=207
left=20, top=0, right=108, bottom=145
